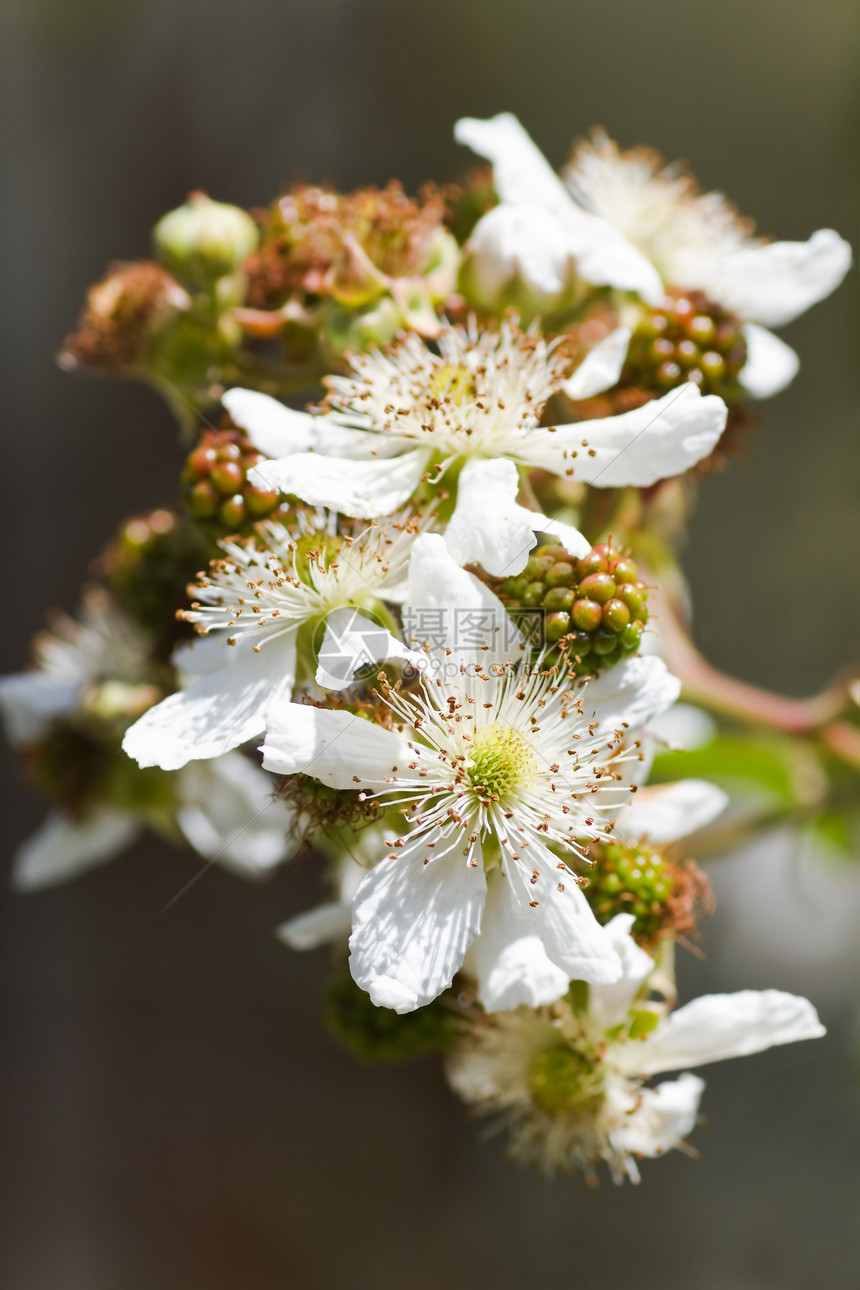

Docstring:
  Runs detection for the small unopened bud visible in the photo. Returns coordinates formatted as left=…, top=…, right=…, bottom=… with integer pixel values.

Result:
left=154, top=192, right=259, bottom=289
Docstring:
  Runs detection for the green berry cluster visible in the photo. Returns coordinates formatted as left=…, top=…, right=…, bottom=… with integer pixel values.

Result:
left=584, top=839, right=712, bottom=947
left=278, top=771, right=380, bottom=837
left=496, top=542, right=648, bottom=676
left=324, top=971, right=460, bottom=1064
left=624, top=289, right=748, bottom=401
left=24, top=718, right=174, bottom=822
left=182, top=426, right=288, bottom=536
left=102, top=509, right=210, bottom=656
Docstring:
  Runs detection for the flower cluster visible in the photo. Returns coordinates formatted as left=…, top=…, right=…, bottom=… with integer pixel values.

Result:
left=8, top=111, right=854, bottom=1184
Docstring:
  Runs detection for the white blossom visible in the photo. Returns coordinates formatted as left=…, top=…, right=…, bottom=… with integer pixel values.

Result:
left=457, top=113, right=851, bottom=400
left=122, top=509, right=423, bottom=771
left=260, top=535, right=681, bottom=1013
left=447, top=914, right=824, bottom=1181
left=234, top=322, right=727, bottom=542
left=1, top=592, right=295, bottom=888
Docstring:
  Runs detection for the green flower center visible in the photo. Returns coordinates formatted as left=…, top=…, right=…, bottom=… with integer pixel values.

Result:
left=467, top=721, right=537, bottom=803
left=529, top=1044, right=604, bottom=1117
left=292, top=530, right=344, bottom=588
left=428, top=362, right=476, bottom=405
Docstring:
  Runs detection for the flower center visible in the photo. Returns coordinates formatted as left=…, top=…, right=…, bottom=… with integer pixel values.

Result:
left=528, top=1043, right=604, bottom=1117
left=428, top=362, right=476, bottom=405
left=467, top=721, right=537, bottom=803
left=292, top=530, right=344, bottom=588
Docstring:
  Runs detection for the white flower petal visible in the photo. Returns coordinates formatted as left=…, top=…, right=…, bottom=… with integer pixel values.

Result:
left=261, top=701, right=411, bottom=788
left=176, top=752, right=295, bottom=877
left=563, top=327, right=632, bottom=400
left=221, top=388, right=318, bottom=458
left=567, top=223, right=664, bottom=304
left=123, top=635, right=297, bottom=771
left=404, top=533, right=524, bottom=669
left=464, top=203, right=575, bottom=301
left=739, top=323, right=799, bottom=399
left=171, top=632, right=234, bottom=682
left=455, top=113, right=663, bottom=301
left=249, top=448, right=429, bottom=519
left=277, top=902, right=352, bottom=950
left=647, top=701, right=716, bottom=751
left=533, top=516, right=591, bottom=559
left=315, top=607, right=422, bottom=691
left=615, top=779, right=729, bottom=845
left=12, top=809, right=141, bottom=891
left=444, top=458, right=539, bottom=577
left=532, top=384, right=727, bottom=486
left=619, top=989, right=826, bottom=1078
left=504, top=851, right=622, bottom=985
left=0, top=672, right=82, bottom=746
left=348, top=843, right=487, bottom=1013
left=584, top=655, right=681, bottom=733
left=455, top=112, right=573, bottom=213
left=708, top=228, right=852, bottom=328
left=588, top=913, right=655, bottom=1031
left=613, top=1073, right=705, bottom=1157
left=464, top=869, right=569, bottom=1011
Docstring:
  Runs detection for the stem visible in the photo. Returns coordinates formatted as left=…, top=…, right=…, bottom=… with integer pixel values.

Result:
left=652, top=587, right=854, bottom=736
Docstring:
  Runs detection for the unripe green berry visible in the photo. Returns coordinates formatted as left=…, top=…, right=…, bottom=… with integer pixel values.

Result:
left=610, top=558, right=638, bottom=585
left=602, top=598, right=631, bottom=632
left=545, top=561, right=576, bottom=588
left=219, top=495, right=246, bottom=528
left=521, top=581, right=547, bottom=608
left=701, top=350, right=725, bottom=379
left=620, top=620, right=644, bottom=651
left=245, top=483, right=280, bottom=516
left=591, top=630, right=618, bottom=656
left=210, top=460, right=244, bottom=495
left=571, top=598, right=603, bottom=631
left=578, top=573, right=616, bottom=605
left=544, top=586, right=575, bottom=612
left=576, top=550, right=607, bottom=578
left=616, top=583, right=645, bottom=617
left=676, top=338, right=699, bottom=367
left=657, top=360, right=682, bottom=387
left=688, top=314, right=715, bottom=345
left=188, top=480, right=219, bottom=517
left=186, top=444, right=217, bottom=480
left=525, top=553, right=555, bottom=580
left=567, top=630, right=593, bottom=656
left=545, top=611, right=571, bottom=641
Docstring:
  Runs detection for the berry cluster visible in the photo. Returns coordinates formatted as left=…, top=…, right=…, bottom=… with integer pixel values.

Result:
left=182, top=425, right=287, bottom=536
left=495, top=542, right=649, bottom=675
left=324, top=970, right=459, bottom=1065
left=623, top=289, right=748, bottom=401
left=584, top=839, right=713, bottom=947
left=101, top=509, right=209, bottom=656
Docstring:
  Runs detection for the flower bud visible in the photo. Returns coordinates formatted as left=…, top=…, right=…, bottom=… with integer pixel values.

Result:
left=154, top=192, right=259, bottom=290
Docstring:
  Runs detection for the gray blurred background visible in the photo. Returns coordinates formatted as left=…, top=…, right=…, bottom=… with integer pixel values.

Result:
left=2, top=1, right=859, bottom=1286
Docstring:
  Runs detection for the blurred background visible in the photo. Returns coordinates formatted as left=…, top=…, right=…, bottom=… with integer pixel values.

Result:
left=2, top=1, right=859, bottom=1286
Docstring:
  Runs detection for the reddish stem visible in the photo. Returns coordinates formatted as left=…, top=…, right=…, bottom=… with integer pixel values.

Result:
left=653, top=588, right=851, bottom=735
